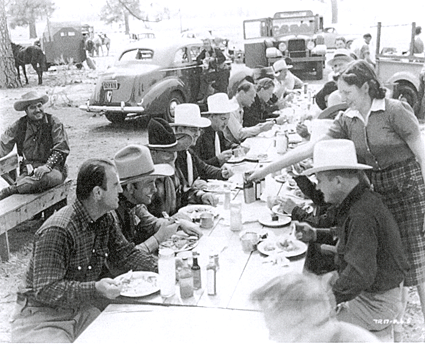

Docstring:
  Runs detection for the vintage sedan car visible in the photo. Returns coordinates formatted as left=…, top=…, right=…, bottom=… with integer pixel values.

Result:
left=79, top=38, right=205, bottom=123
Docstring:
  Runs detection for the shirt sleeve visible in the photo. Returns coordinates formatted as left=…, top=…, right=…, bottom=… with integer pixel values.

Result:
left=389, top=100, right=421, bottom=140
left=226, top=112, right=264, bottom=142
left=326, top=112, right=349, bottom=139
left=332, top=215, right=378, bottom=304
left=30, top=227, right=98, bottom=307
left=134, top=204, right=167, bottom=252
left=50, top=116, right=71, bottom=157
left=0, top=120, right=19, bottom=158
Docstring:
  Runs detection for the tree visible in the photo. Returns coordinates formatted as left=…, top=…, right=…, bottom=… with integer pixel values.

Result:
left=330, top=0, right=338, bottom=24
left=7, top=0, right=55, bottom=39
left=0, top=0, right=19, bottom=88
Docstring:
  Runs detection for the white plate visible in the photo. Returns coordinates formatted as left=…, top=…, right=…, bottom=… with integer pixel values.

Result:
left=272, top=204, right=290, bottom=216
left=239, top=228, right=274, bottom=241
left=227, top=156, right=245, bottom=163
left=177, top=205, right=219, bottom=221
left=258, top=214, right=291, bottom=228
left=274, top=174, right=287, bottom=183
left=257, top=238, right=307, bottom=258
left=159, top=233, right=199, bottom=253
left=114, top=271, right=159, bottom=297
left=276, top=236, right=308, bottom=258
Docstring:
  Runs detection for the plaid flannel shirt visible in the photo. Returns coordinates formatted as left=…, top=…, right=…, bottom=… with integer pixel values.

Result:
left=19, top=200, right=157, bottom=308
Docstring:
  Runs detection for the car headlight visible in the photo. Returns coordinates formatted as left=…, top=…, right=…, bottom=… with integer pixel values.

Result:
left=307, top=41, right=315, bottom=50
left=278, top=42, right=287, bottom=52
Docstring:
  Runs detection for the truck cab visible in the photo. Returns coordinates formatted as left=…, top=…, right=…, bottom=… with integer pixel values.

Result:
left=243, top=10, right=327, bottom=80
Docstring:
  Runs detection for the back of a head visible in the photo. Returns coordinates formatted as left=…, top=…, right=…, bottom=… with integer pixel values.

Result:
left=416, top=26, right=422, bottom=35
left=76, top=159, right=114, bottom=201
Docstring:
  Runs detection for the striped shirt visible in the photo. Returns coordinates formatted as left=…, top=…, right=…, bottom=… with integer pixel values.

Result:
left=19, top=200, right=157, bottom=308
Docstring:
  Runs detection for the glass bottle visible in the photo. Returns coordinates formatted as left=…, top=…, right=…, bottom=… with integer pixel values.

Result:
left=230, top=200, right=242, bottom=232
left=207, top=255, right=217, bottom=296
left=158, top=248, right=175, bottom=298
left=243, top=172, right=256, bottom=203
left=223, top=189, right=231, bottom=210
left=179, top=257, right=194, bottom=299
left=191, top=252, right=202, bottom=290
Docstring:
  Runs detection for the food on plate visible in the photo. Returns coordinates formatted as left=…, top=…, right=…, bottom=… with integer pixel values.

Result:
left=278, top=237, right=297, bottom=252
left=159, top=234, right=198, bottom=251
left=287, top=179, right=297, bottom=188
left=119, top=274, right=158, bottom=296
left=263, top=242, right=277, bottom=252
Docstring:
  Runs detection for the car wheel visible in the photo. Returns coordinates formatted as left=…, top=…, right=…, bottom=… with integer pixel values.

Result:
left=393, top=82, right=418, bottom=109
left=105, top=112, right=127, bottom=123
left=165, top=91, right=184, bottom=123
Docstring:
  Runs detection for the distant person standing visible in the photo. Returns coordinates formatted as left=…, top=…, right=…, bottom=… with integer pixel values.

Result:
left=354, top=33, right=375, bottom=68
left=414, top=26, right=424, bottom=54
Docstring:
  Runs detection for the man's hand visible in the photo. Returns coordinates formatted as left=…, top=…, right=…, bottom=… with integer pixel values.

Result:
left=95, top=278, right=122, bottom=299
left=201, top=192, right=219, bottom=206
left=246, top=169, right=266, bottom=182
left=217, top=149, right=233, bottom=164
left=221, top=165, right=234, bottom=179
left=154, top=222, right=179, bottom=243
left=275, top=116, right=287, bottom=125
left=259, top=121, right=274, bottom=132
left=34, top=165, right=51, bottom=180
left=177, top=219, right=203, bottom=238
left=192, top=179, right=208, bottom=191
left=293, top=220, right=317, bottom=243
left=296, top=122, right=310, bottom=139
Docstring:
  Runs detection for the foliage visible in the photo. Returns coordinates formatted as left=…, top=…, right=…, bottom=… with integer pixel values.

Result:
left=7, top=0, right=54, bottom=29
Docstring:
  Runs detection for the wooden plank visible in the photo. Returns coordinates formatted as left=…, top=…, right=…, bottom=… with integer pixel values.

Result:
left=0, top=179, right=72, bottom=235
left=0, top=153, right=19, bottom=175
left=0, top=231, right=10, bottom=262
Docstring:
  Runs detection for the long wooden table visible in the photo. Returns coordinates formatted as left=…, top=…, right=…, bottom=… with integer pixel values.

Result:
left=76, top=132, right=308, bottom=343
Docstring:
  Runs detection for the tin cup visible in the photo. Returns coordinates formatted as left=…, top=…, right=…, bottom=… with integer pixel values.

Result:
left=200, top=212, right=214, bottom=229
left=240, top=232, right=259, bottom=253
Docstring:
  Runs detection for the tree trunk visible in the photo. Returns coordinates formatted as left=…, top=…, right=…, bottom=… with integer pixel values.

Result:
left=124, top=11, right=129, bottom=35
left=29, top=19, right=37, bottom=39
left=330, top=0, right=338, bottom=24
left=0, top=0, right=19, bottom=88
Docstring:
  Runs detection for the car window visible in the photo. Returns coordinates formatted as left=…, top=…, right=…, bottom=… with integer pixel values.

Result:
left=119, top=48, right=154, bottom=61
left=173, top=48, right=189, bottom=65
left=189, top=46, right=202, bottom=61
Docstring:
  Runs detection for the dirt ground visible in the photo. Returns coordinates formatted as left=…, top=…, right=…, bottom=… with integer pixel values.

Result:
left=0, top=58, right=424, bottom=342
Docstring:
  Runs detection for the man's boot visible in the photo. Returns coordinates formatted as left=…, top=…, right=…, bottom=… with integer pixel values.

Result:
left=0, top=185, right=18, bottom=201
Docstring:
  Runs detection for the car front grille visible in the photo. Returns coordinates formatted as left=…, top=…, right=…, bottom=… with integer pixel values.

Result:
left=287, top=39, right=306, bottom=58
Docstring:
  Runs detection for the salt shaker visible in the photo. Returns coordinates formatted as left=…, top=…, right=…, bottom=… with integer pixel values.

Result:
left=158, top=248, right=175, bottom=298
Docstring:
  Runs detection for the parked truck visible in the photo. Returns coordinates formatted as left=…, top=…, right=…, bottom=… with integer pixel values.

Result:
left=243, top=10, right=327, bottom=80
left=375, top=22, right=424, bottom=109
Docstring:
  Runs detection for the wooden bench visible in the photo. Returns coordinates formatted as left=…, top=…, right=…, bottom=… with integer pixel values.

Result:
left=0, top=152, right=72, bottom=262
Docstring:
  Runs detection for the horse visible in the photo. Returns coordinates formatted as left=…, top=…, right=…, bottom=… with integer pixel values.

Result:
left=11, top=42, right=46, bottom=85
left=102, top=34, right=111, bottom=56
left=92, top=35, right=103, bottom=56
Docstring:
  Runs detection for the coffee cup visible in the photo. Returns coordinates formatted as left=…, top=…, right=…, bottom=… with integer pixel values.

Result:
left=240, top=232, right=259, bottom=253
left=200, top=212, right=214, bottom=229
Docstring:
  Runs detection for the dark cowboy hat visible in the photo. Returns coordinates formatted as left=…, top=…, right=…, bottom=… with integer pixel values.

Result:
left=253, top=66, right=275, bottom=81
left=147, top=118, right=191, bottom=152
left=14, top=91, right=49, bottom=111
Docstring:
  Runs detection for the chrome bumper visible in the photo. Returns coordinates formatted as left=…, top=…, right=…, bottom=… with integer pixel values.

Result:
left=78, top=101, right=145, bottom=113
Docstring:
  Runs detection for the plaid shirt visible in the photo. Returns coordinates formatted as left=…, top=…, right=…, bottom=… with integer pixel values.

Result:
left=19, top=200, right=157, bottom=308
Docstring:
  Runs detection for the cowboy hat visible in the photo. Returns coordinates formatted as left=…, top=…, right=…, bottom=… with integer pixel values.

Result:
left=114, top=144, right=174, bottom=185
left=170, top=104, right=210, bottom=128
left=303, top=139, right=371, bottom=175
left=147, top=118, right=191, bottom=152
left=273, top=59, right=293, bottom=74
left=253, top=66, right=275, bottom=81
left=14, top=91, right=49, bottom=111
left=327, top=49, right=354, bottom=67
left=201, top=93, right=239, bottom=115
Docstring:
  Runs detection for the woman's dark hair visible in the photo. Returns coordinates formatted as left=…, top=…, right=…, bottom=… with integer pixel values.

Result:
left=76, top=159, right=115, bottom=201
left=256, top=77, right=275, bottom=92
left=237, top=81, right=254, bottom=93
left=315, top=81, right=338, bottom=110
left=339, top=60, right=386, bottom=100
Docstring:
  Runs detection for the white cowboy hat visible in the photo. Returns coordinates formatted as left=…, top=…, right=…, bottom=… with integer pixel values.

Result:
left=114, top=144, right=174, bottom=185
left=273, top=59, right=293, bottom=74
left=14, top=91, right=49, bottom=111
left=201, top=93, right=239, bottom=115
left=303, top=139, right=371, bottom=175
left=170, top=104, right=211, bottom=128
left=327, top=49, right=354, bottom=67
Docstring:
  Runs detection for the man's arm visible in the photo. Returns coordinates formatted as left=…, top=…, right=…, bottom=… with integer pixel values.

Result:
left=332, top=215, right=378, bottom=304
left=214, top=48, right=226, bottom=65
left=191, top=150, right=224, bottom=180
left=46, top=116, right=71, bottom=170
left=225, top=112, right=265, bottom=143
left=196, top=49, right=206, bottom=64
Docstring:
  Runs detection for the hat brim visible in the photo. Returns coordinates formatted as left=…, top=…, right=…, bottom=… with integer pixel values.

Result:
left=303, top=164, right=372, bottom=176
left=170, top=117, right=211, bottom=128
left=201, top=102, right=239, bottom=115
left=317, top=103, right=348, bottom=120
left=147, top=133, right=192, bottom=152
left=120, top=163, right=174, bottom=184
left=327, top=55, right=353, bottom=66
left=14, top=94, right=49, bottom=111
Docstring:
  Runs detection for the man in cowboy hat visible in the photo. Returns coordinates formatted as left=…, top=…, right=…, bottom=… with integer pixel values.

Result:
left=194, top=93, right=239, bottom=167
left=295, top=139, right=408, bottom=336
left=0, top=91, right=70, bottom=200
left=223, top=80, right=274, bottom=144
left=171, top=104, right=234, bottom=206
left=113, top=144, right=202, bottom=257
left=272, top=58, right=303, bottom=100
left=11, top=158, right=157, bottom=343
